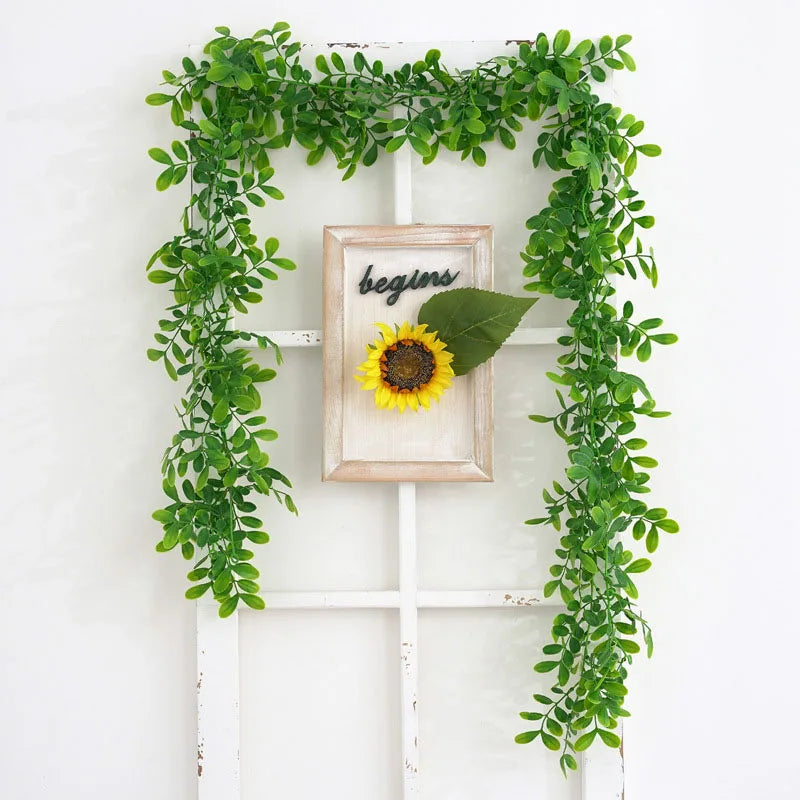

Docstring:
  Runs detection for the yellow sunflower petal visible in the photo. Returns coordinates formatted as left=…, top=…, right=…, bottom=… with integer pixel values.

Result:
left=406, top=392, right=419, bottom=411
left=375, top=322, right=396, bottom=345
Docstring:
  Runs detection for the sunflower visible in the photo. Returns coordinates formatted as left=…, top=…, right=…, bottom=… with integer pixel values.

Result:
left=354, top=321, right=455, bottom=412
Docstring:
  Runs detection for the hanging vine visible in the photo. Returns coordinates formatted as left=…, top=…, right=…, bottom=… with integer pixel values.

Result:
left=146, top=22, right=678, bottom=770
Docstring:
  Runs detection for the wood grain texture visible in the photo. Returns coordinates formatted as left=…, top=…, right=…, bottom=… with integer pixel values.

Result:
left=323, top=224, right=493, bottom=482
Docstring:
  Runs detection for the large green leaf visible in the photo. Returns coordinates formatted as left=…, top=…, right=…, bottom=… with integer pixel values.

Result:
left=417, top=288, right=537, bottom=376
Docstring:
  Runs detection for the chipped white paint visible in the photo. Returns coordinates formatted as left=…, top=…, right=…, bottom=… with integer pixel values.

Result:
left=244, top=329, right=322, bottom=348
left=417, top=589, right=557, bottom=608
left=196, top=602, right=240, bottom=799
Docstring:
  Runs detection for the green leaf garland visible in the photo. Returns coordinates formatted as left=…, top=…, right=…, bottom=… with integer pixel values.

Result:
left=146, top=23, right=677, bottom=769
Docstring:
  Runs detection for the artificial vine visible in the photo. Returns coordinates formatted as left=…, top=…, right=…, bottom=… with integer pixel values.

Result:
left=146, top=22, right=678, bottom=770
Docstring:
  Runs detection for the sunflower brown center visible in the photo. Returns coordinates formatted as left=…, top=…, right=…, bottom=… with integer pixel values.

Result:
left=381, top=340, right=435, bottom=391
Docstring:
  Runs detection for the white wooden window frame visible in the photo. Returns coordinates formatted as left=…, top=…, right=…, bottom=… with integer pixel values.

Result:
left=191, top=40, right=624, bottom=800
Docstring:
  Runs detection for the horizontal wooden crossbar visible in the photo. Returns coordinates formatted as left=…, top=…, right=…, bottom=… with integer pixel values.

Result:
left=199, top=589, right=561, bottom=610
left=239, top=326, right=571, bottom=348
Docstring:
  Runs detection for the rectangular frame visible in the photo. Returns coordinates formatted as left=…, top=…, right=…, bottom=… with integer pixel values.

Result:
left=322, top=224, right=494, bottom=482
left=195, top=38, right=624, bottom=800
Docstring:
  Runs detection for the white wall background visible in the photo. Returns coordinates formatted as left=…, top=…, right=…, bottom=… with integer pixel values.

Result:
left=2, top=1, right=799, bottom=798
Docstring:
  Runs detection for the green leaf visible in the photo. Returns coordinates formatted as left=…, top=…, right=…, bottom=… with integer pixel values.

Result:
left=570, top=39, right=593, bottom=58
left=574, top=730, right=597, bottom=751
left=619, top=50, right=636, bottom=71
left=515, top=731, right=539, bottom=744
left=155, top=168, right=174, bottom=191
left=218, top=595, right=239, bottom=618
left=533, top=661, right=559, bottom=673
left=212, top=399, right=229, bottom=424
left=198, top=119, right=223, bottom=138
left=498, top=127, right=516, bottom=150
left=624, top=151, right=638, bottom=177
left=626, top=558, right=652, bottom=574
left=145, top=93, right=172, bottom=106
left=330, top=51, right=345, bottom=71
left=385, top=135, right=406, bottom=153
left=147, top=348, right=163, bottom=361
left=240, top=593, right=266, bottom=610
left=638, top=143, right=662, bottom=157
left=562, top=753, right=578, bottom=771
left=206, top=62, right=233, bottom=82
left=598, top=730, right=621, bottom=748
left=171, top=141, right=188, bottom=161
left=148, top=148, right=173, bottom=165
left=185, top=583, right=211, bottom=599
left=566, top=150, right=591, bottom=167
left=541, top=732, right=561, bottom=751
left=147, top=270, right=174, bottom=284
left=232, top=562, right=259, bottom=579
left=566, top=465, right=590, bottom=481
left=409, top=136, right=431, bottom=156
left=417, top=288, right=537, bottom=376
left=464, top=118, right=486, bottom=134
left=553, top=29, right=571, bottom=56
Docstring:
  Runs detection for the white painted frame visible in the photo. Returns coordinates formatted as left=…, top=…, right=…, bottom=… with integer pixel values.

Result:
left=192, top=40, right=624, bottom=800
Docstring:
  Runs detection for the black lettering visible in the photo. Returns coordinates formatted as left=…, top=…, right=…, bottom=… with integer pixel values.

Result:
left=358, top=264, right=375, bottom=294
left=439, top=269, right=460, bottom=286
left=386, top=274, right=407, bottom=306
left=357, top=264, right=461, bottom=304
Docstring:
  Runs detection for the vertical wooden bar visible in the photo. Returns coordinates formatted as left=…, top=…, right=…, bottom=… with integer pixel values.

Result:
left=190, top=39, right=242, bottom=800
left=392, top=104, right=413, bottom=227
left=197, top=602, right=241, bottom=800
left=398, top=482, right=420, bottom=796
left=393, top=104, right=420, bottom=798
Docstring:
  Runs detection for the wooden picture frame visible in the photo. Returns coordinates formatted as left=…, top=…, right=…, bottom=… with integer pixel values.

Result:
left=322, top=224, right=494, bottom=482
